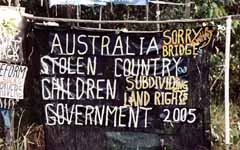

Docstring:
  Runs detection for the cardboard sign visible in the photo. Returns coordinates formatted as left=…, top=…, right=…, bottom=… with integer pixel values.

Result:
left=0, top=6, right=25, bottom=63
left=0, top=62, right=28, bottom=99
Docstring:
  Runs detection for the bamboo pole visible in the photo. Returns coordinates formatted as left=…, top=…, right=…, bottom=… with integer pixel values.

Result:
left=99, top=6, right=103, bottom=29
left=7, top=0, right=11, bottom=6
left=22, top=13, right=240, bottom=24
left=9, top=109, right=15, bottom=150
left=146, top=2, right=149, bottom=21
left=185, top=0, right=191, bottom=18
left=45, top=0, right=50, bottom=17
left=41, top=0, right=44, bottom=7
left=150, top=1, right=194, bottom=6
left=156, top=0, right=160, bottom=30
left=224, top=16, right=232, bottom=146
left=76, top=5, right=81, bottom=26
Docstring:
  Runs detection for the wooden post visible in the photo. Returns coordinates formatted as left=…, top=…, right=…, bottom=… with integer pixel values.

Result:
left=76, top=5, right=81, bottom=26
left=10, top=109, right=15, bottom=149
left=55, top=5, right=58, bottom=17
left=79, top=5, right=82, bottom=19
left=41, top=0, right=43, bottom=7
left=156, top=0, right=160, bottom=30
left=127, top=5, right=130, bottom=20
left=146, top=2, right=149, bottom=21
left=5, top=109, right=15, bottom=150
left=45, top=0, right=50, bottom=17
left=184, top=0, right=191, bottom=18
left=76, top=5, right=81, bottom=19
left=126, top=5, right=130, bottom=29
left=99, top=6, right=103, bottom=29
left=7, top=0, right=11, bottom=6
left=41, top=0, right=44, bottom=7
left=14, top=0, right=19, bottom=6
left=224, top=16, right=232, bottom=146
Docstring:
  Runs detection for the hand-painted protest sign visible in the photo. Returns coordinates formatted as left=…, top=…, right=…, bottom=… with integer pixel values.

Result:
left=0, top=6, right=25, bottom=63
left=0, top=7, right=27, bottom=138
left=0, top=98, right=17, bottom=109
left=0, top=62, right=28, bottom=99
left=33, top=26, right=216, bottom=150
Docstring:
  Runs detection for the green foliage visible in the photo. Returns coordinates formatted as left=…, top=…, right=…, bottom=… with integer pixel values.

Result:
left=194, top=0, right=240, bottom=104
left=0, top=18, right=18, bottom=35
left=211, top=103, right=240, bottom=150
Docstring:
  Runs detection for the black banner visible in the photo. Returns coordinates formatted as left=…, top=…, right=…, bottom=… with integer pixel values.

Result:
left=34, top=26, right=216, bottom=150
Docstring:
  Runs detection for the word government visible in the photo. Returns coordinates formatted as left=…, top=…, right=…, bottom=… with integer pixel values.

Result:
left=45, top=103, right=152, bottom=128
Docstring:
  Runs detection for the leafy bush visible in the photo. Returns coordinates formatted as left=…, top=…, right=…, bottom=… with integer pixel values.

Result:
left=211, top=103, right=240, bottom=150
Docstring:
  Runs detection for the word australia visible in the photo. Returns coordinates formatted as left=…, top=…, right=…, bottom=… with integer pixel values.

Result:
left=49, top=28, right=201, bottom=56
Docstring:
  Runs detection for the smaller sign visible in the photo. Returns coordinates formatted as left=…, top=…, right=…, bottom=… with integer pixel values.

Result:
left=0, top=62, right=28, bottom=99
left=102, top=0, right=148, bottom=5
left=0, top=6, right=25, bottom=63
left=49, top=0, right=107, bottom=7
left=49, top=0, right=148, bottom=7
left=0, top=98, right=17, bottom=109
